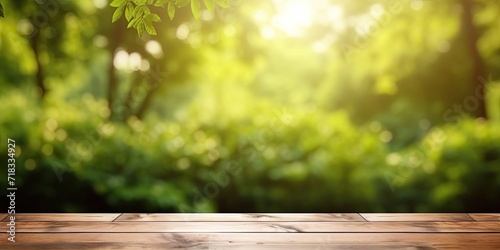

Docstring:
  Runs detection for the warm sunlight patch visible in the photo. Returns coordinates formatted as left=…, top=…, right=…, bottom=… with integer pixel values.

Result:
left=271, top=0, right=315, bottom=37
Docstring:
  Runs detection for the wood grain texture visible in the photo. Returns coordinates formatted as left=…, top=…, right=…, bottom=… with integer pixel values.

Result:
left=468, top=213, right=500, bottom=221
left=0, top=244, right=441, bottom=250
left=115, top=213, right=364, bottom=222
left=14, top=221, right=500, bottom=233
left=360, top=213, right=473, bottom=221
left=1, top=213, right=121, bottom=222
left=2, top=213, right=500, bottom=249
left=1, top=233, right=500, bottom=249
left=0, top=213, right=8, bottom=221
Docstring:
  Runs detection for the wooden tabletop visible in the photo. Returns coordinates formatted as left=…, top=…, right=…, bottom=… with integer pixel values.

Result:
left=1, top=213, right=499, bottom=249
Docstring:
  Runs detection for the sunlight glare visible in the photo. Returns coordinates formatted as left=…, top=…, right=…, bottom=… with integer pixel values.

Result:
left=113, top=49, right=129, bottom=70
left=323, top=5, right=345, bottom=33
left=176, top=23, right=190, bottom=40
left=253, top=10, right=268, bottom=23
left=261, top=26, right=276, bottom=40
left=129, top=52, right=142, bottom=71
left=271, top=0, right=314, bottom=37
left=145, top=40, right=163, bottom=59
left=93, top=0, right=108, bottom=9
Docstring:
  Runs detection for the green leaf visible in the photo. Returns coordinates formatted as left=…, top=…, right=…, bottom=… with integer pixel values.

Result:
left=154, top=0, right=167, bottom=7
left=110, top=0, right=127, bottom=7
left=191, top=0, right=200, bottom=19
left=0, top=3, right=4, bottom=18
left=137, top=22, right=145, bottom=37
left=204, top=0, right=215, bottom=12
left=134, top=0, right=147, bottom=5
left=133, top=5, right=145, bottom=17
left=215, top=0, right=230, bottom=8
left=133, top=17, right=142, bottom=28
left=146, top=13, right=161, bottom=22
left=127, top=18, right=140, bottom=28
left=112, top=4, right=126, bottom=23
left=144, top=20, right=157, bottom=35
left=125, top=2, right=134, bottom=21
left=168, top=0, right=176, bottom=20
left=175, top=0, right=190, bottom=7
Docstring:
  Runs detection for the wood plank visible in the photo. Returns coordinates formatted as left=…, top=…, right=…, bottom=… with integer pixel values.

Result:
left=469, top=213, right=500, bottom=221
left=0, top=243, right=475, bottom=250
left=360, top=213, right=473, bottom=222
left=1, top=213, right=121, bottom=222
left=15, top=221, right=500, bottom=233
left=116, top=213, right=364, bottom=222
left=0, top=213, right=8, bottom=221
left=1, top=233, right=500, bottom=249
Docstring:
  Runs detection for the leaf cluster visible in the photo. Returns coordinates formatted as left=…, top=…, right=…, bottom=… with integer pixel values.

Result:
left=110, top=0, right=231, bottom=36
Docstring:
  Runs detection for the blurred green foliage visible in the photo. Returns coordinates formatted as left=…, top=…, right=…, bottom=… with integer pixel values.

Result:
left=385, top=119, right=500, bottom=211
left=1, top=90, right=499, bottom=212
left=0, top=0, right=499, bottom=212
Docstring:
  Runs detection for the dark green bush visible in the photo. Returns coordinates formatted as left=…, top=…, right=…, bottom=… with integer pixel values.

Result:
left=389, top=119, right=500, bottom=212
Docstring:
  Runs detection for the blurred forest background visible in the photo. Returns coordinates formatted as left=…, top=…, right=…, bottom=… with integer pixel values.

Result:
left=1, top=0, right=499, bottom=212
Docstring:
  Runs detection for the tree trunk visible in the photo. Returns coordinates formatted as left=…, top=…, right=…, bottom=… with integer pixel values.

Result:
left=135, top=79, right=156, bottom=120
left=106, top=21, right=125, bottom=120
left=123, top=72, right=144, bottom=120
left=134, top=65, right=166, bottom=120
left=29, top=32, right=47, bottom=99
left=460, top=0, right=487, bottom=119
